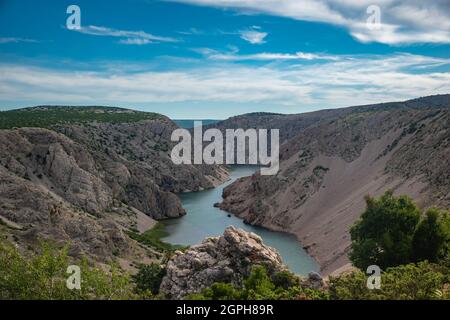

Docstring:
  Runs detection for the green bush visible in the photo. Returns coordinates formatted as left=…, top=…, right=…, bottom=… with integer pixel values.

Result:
left=187, top=265, right=329, bottom=300
left=243, top=265, right=277, bottom=299
left=188, top=283, right=241, bottom=300
left=412, top=208, right=450, bottom=263
left=350, top=191, right=449, bottom=269
left=132, top=263, right=166, bottom=295
left=329, top=261, right=449, bottom=300
left=0, top=241, right=139, bottom=300
left=272, top=270, right=299, bottom=289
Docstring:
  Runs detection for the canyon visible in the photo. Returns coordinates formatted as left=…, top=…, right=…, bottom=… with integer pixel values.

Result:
left=215, top=94, right=450, bottom=274
left=0, top=95, right=449, bottom=276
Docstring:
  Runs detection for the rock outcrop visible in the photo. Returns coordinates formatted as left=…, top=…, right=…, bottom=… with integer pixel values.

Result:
left=160, top=226, right=286, bottom=299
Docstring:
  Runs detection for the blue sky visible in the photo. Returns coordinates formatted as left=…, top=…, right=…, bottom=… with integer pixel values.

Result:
left=0, top=0, right=449, bottom=118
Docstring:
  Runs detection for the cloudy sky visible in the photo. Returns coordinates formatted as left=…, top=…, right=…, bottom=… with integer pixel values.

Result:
left=0, top=0, right=449, bottom=118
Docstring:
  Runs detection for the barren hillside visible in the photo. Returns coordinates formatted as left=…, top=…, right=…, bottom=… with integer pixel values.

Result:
left=217, top=95, right=450, bottom=274
left=0, top=106, right=227, bottom=264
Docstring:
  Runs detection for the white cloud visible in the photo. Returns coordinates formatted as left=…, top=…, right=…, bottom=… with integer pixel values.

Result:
left=72, top=25, right=178, bottom=45
left=388, top=3, right=450, bottom=30
left=171, top=0, right=450, bottom=44
left=1, top=53, right=449, bottom=110
left=118, top=38, right=151, bottom=45
left=196, top=48, right=339, bottom=61
left=240, top=29, right=267, bottom=44
left=178, top=28, right=204, bottom=35
left=0, top=37, right=38, bottom=44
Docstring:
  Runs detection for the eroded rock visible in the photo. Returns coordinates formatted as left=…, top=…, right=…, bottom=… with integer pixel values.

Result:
left=160, top=226, right=286, bottom=299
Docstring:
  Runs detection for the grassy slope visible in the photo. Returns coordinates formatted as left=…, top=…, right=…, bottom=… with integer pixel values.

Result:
left=126, top=222, right=185, bottom=252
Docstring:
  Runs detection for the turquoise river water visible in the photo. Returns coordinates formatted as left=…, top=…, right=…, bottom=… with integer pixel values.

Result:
left=162, top=166, right=319, bottom=275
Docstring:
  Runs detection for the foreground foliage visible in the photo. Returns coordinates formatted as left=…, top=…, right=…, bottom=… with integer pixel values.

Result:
left=329, top=261, right=449, bottom=300
left=350, top=191, right=449, bottom=270
left=0, top=241, right=139, bottom=300
left=187, top=266, right=330, bottom=300
left=133, top=263, right=166, bottom=295
left=1, top=239, right=448, bottom=300
left=412, top=208, right=450, bottom=263
left=1, top=190, right=448, bottom=300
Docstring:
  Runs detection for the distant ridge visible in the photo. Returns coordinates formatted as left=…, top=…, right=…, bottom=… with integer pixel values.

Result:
left=350, top=94, right=450, bottom=113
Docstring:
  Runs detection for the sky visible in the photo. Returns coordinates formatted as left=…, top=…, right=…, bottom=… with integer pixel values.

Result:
left=0, top=0, right=449, bottom=119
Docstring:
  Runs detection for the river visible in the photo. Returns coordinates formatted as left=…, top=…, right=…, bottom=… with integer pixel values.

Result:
left=162, top=165, right=319, bottom=275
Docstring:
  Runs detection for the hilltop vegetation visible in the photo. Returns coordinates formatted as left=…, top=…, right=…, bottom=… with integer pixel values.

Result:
left=0, top=105, right=225, bottom=267
left=0, top=106, right=163, bottom=129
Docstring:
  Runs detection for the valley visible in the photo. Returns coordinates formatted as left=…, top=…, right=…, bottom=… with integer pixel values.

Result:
left=0, top=94, right=449, bottom=294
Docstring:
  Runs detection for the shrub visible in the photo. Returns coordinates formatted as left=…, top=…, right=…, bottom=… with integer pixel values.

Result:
left=0, top=241, right=139, bottom=300
left=350, top=191, right=421, bottom=269
left=187, top=265, right=329, bottom=300
left=243, top=265, right=276, bottom=299
left=350, top=191, right=449, bottom=270
left=329, top=261, right=449, bottom=300
left=272, top=270, right=299, bottom=289
left=412, top=208, right=450, bottom=263
left=187, top=283, right=241, bottom=300
left=132, top=263, right=166, bottom=295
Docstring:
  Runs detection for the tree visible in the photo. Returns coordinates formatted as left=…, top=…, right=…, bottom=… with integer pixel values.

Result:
left=243, top=265, right=276, bottom=299
left=412, top=208, right=450, bottom=263
left=187, top=282, right=241, bottom=300
left=349, top=191, right=421, bottom=269
left=132, top=263, right=166, bottom=295
left=272, top=270, right=299, bottom=290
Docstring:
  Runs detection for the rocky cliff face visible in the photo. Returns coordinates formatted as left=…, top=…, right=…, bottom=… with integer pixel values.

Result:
left=0, top=160, right=131, bottom=261
left=0, top=106, right=227, bottom=263
left=216, top=95, right=450, bottom=275
left=160, top=226, right=286, bottom=299
left=53, top=119, right=223, bottom=219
